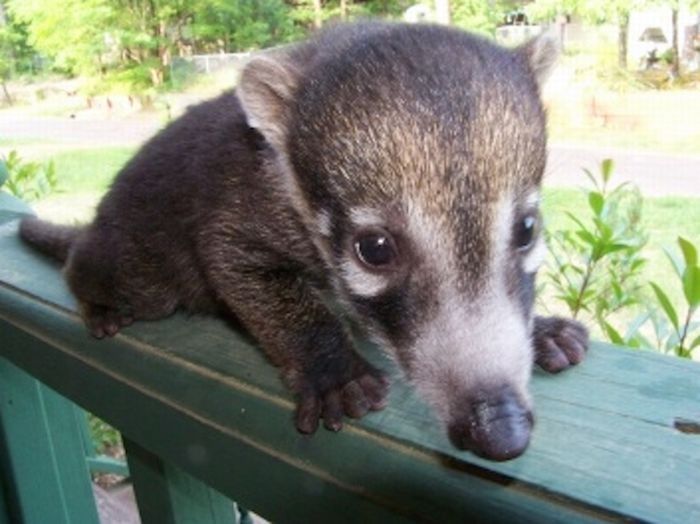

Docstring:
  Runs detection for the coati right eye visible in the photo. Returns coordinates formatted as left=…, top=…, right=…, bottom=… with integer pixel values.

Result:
left=353, top=229, right=398, bottom=268
left=514, top=213, right=539, bottom=250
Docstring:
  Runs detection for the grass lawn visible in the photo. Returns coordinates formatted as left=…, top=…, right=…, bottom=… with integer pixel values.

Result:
left=23, top=146, right=134, bottom=223
left=49, top=147, right=134, bottom=192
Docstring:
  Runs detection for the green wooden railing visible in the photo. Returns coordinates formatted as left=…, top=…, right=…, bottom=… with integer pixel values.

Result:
left=1, top=192, right=700, bottom=523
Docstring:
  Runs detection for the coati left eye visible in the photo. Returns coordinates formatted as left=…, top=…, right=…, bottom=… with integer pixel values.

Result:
left=354, top=229, right=397, bottom=268
left=514, top=213, right=538, bottom=250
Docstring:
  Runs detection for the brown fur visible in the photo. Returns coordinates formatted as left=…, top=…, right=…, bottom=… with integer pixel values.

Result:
left=19, top=22, right=587, bottom=460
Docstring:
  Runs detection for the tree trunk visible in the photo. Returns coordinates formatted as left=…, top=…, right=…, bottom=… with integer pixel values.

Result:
left=435, top=0, right=450, bottom=25
left=618, top=13, right=629, bottom=70
left=313, top=0, right=323, bottom=28
left=1, top=82, right=13, bottom=106
left=671, top=7, right=680, bottom=78
left=340, top=0, right=348, bottom=20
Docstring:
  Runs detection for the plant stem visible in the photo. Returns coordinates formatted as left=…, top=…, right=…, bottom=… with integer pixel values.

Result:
left=677, top=307, right=695, bottom=357
left=572, top=257, right=595, bottom=319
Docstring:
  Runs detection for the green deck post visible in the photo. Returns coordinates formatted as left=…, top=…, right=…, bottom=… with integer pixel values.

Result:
left=0, top=472, right=9, bottom=524
left=79, top=409, right=130, bottom=477
left=124, top=437, right=238, bottom=524
left=0, top=357, right=100, bottom=524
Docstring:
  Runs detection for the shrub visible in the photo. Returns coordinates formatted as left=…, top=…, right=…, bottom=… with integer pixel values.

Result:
left=543, top=159, right=647, bottom=332
left=0, top=150, right=59, bottom=202
left=542, top=159, right=699, bottom=359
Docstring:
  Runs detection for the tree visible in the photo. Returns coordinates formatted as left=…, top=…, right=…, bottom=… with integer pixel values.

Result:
left=668, top=0, right=700, bottom=77
left=8, top=0, right=112, bottom=76
left=527, top=0, right=658, bottom=69
left=192, top=0, right=298, bottom=53
left=451, top=0, right=514, bottom=35
left=0, top=0, right=36, bottom=103
left=8, top=0, right=300, bottom=89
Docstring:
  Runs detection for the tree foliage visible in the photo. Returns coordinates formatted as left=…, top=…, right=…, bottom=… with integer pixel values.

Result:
left=0, top=1, right=38, bottom=78
left=7, top=0, right=302, bottom=88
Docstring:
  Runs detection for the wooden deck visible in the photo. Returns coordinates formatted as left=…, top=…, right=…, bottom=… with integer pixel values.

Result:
left=2, top=192, right=700, bottom=522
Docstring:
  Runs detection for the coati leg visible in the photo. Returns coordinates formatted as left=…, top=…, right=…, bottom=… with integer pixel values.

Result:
left=64, top=229, right=180, bottom=338
left=532, top=316, right=588, bottom=373
left=211, top=268, right=390, bottom=433
left=79, top=303, right=134, bottom=339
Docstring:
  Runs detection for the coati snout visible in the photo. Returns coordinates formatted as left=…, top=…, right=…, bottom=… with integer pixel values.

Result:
left=19, top=22, right=588, bottom=461
left=448, top=385, right=533, bottom=461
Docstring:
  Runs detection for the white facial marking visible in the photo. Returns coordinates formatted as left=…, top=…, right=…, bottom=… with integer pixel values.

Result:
left=340, top=260, right=389, bottom=297
left=405, top=198, right=453, bottom=283
left=525, top=189, right=540, bottom=208
left=522, top=236, right=546, bottom=274
left=522, top=189, right=544, bottom=273
left=402, top=193, right=533, bottom=421
left=336, top=207, right=393, bottom=297
left=350, top=207, right=385, bottom=228
left=491, top=193, right=515, bottom=274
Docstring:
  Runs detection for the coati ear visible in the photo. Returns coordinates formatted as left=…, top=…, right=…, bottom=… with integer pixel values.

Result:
left=237, top=53, right=301, bottom=151
left=519, top=30, right=560, bottom=87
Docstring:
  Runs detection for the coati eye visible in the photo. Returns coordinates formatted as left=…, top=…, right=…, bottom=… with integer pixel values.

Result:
left=514, top=213, right=539, bottom=250
left=354, top=229, right=397, bottom=268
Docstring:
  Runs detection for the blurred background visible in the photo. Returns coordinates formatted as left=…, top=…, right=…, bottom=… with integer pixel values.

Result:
left=2, top=3, right=699, bottom=520
left=1, top=0, right=699, bottom=356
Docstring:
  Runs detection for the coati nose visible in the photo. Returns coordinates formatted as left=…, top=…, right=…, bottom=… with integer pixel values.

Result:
left=447, top=385, right=533, bottom=461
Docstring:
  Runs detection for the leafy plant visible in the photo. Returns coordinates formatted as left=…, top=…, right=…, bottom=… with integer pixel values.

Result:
left=646, top=238, right=700, bottom=358
left=0, top=150, right=59, bottom=202
left=543, top=159, right=647, bottom=340
left=88, top=413, right=122, bottom=453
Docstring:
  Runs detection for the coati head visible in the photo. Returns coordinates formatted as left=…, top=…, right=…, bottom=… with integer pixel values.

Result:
left=238, top=22, right=558, bottom=461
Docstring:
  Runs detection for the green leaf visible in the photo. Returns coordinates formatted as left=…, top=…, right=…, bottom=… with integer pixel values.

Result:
left=575, top=229, right=596, bottom=246
left=625, top=312, right=650, bottom=341
left=601, top=158, right=614, bottom=184
left=678, top=237, right=698, bottom=268
left=564, top=212, right=588, bottom=232
left=582, top=168, right=599, bottom=190
left=690, top=334, right=700, bottom=350
left=588, top=191, right=604, bottom=216
left=650, top=282, right=679, bottom=332
left=602, top=321, right=624, bottom=345
left=682, top=265, right=700, bottom=308
left=630, top=330, right=655, bottom=350
left=664, top=247, right=684, bottom=279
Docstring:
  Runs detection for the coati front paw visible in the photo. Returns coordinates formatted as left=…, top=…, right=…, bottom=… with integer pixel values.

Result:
left=292, top=358, right=390, bottom=435
left=533, top=316, right=588, bottom=373
left=81, top=303, right=134, bottom=339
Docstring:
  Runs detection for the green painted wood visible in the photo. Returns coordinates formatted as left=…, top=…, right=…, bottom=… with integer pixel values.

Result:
left=86, top=455, right=130, bottom=477
left=1, top=205, right=700, bottom=522
left=0, top=472, right=9, bottom=524
left=0, top=357, right=100, bottom=524
left=124, top=438, right=237, bottom=524
left=0, top=192, right=32, bottom=223
left=78, top=407, right=130, bottom=476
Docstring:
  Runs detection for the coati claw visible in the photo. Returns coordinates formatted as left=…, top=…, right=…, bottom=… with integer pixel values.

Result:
left=82, top=303, right=133, bottom=339
left=294, top=368, right=390, bottom=434
left=533, top=316, right=589, bottom=373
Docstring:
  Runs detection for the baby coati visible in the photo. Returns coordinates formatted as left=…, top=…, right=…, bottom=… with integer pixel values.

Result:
left=20, top=22, right=588, bottom=461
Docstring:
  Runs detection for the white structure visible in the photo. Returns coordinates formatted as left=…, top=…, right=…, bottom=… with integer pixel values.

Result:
left=628, top=7, right=700, bottom=70
left=403, top=4, right=433, bottom=24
